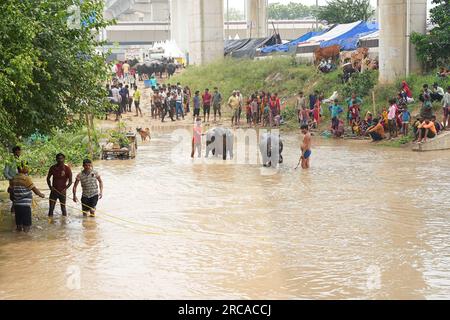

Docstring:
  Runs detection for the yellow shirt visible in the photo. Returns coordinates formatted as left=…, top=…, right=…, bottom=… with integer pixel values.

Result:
left=228, top=96, right=240, bottom=111
left=133, top=89, right=141, bottom=102
left=122, top=63, right=130, bottom=73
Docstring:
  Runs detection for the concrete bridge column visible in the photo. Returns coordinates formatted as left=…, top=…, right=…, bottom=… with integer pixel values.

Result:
left=379, top=0, right=427, bottom=83
left=170, top=0, right=190, bottom=55
left=246, top=0, right=268, bottom=39
left=189, top=0, right=224, bottom=65
left=151, top=0, right=170, bottom=22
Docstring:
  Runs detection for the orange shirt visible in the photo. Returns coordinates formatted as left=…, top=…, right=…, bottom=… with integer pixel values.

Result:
left=420, top=121, right=437, bottom=134
left=368, top=123, right=385, bottom=138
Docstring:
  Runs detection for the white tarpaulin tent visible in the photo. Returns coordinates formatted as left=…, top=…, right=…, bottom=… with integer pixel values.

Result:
left=307, top=21, right=362, bottom=43
left=151, top=40, right=184, bottom=59
left=296, top=21, right=363, bottom=48
left=359, top=30, right=379, bottom=41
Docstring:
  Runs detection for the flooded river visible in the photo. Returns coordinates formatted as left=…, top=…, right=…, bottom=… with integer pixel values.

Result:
left=1, top=127, right=450, bottom=300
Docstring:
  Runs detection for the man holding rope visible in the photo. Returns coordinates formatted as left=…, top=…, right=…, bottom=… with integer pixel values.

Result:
left=47, top=153, right=72, bottom=217
left=73, top=159, right=103, bottom=217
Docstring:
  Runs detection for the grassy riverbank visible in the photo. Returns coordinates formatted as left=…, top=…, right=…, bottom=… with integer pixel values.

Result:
left=171, top=57, right=449, bottom=139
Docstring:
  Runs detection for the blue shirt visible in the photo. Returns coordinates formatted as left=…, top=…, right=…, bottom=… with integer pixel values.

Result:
left=329, top=104, right=343, bottom=118
left=402, top=110, right=411, bottom=122
left=194, top=96, right=200, bottom=109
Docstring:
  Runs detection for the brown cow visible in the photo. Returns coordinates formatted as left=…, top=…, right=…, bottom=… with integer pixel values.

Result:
left=351, top=47, right=369, bottom=64
left=314, top=45, right=340, bottom=65
left=340, top=51, right=353, bottom=65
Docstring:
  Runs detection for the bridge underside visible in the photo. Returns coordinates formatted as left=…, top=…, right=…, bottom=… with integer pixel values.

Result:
left=105, top=0, right=429, bottom=82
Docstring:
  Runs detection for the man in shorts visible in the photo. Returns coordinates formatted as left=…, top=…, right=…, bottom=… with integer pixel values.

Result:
left=202, top=88, right=212, bottom=123
left=73, top=159, right=103, bottom=217
left=299, top=124, right=312, bottom=169
left=47, top=153, right=72, bottom=217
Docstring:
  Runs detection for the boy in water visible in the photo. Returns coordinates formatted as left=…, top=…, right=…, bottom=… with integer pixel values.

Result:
left=299, top=124, right=312, bottom=169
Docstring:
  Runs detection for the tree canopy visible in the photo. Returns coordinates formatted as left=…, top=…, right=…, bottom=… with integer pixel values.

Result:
left=317, top=0, right=374, bottom=24
left=411, top=0, right=450, bottom=70
left=268, top=2, right=317, bottom=20
left=0, top=0, right=113, bottom=150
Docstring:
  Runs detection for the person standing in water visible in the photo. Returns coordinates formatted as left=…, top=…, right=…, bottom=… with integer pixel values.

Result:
left=47, top=153, right=72, bottom=217
left=4, top=146, right=22, bottom=213
left=73, top=159, right=103, bottom=217
left=191, top=117, right=203, bottom=158
left=299, top=124, right=312, bottom=169
left=12, top=161, right=45, bottom=232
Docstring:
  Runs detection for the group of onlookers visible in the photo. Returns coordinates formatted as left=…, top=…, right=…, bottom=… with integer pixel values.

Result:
left=365, top=82, right=450, bottom=143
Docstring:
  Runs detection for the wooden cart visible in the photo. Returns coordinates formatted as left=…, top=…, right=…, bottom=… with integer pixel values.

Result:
left=101, top=133, right=138, bottom=160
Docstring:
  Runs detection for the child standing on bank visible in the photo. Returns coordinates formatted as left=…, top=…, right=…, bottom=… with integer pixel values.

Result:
left=400, top=106, right=411, bottom=135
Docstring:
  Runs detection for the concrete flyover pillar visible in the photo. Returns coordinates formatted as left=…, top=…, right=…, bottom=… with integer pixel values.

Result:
left=189, top=0, right=224, bottom=65
left=408, top=0, right=427, bottom=74
left=246, top=0, right=268, bottom=39
left=170, top=0, right=190, bottom=55
left=379, top=0, right=427, bottom=83
left=151, top=0, right=170, bottom=22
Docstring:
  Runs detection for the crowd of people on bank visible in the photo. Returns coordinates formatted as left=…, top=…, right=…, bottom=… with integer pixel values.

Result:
left=360, top=82, right=449, bottom=143
left=105, top=68, right=450, bottom=146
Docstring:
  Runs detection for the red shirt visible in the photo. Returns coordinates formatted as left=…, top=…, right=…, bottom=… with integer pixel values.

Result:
left=270, top=98, right=280, bottom=113
left=49, top=164, right=72, bottom=192
left=202, top=92, right=212, bottom=105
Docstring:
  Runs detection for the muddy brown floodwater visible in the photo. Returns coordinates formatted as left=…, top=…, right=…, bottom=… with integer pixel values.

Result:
left=1, top=127, right=450, bottom=300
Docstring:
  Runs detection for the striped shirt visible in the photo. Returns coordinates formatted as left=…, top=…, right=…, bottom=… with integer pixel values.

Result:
left=76, top=170, right=100, bottom=198
left=12, top=174, right=35, bottom=207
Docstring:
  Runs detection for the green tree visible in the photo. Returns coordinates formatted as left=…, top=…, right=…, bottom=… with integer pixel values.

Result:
left=268, top=2, right=316, bottom=20
left=317, top=0, right=374, bottom=24
left=411, top=0, right=450, bottom=70
left=225, top=7, right=245, bottom=21
left=0, top=0, right=113, bottom=150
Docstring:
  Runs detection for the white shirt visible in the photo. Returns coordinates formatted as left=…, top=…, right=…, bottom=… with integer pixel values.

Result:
left=111, top=88, right=120, bottom=102
left=443, top=92, right=450, bottom=108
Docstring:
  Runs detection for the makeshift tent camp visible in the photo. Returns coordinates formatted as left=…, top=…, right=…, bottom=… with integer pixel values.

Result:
left=260, top=30, right=326, bottom=54
left=319, top=21, right=378, bottom=50
left=225, top=34, right=281, bottom=58
left=261, top=21, right=379, bottom=55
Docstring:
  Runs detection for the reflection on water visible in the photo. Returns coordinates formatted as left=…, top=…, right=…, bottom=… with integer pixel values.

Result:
left=1, top=127, right=450, bottom=300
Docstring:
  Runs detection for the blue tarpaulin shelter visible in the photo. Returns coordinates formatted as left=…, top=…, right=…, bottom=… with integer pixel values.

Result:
left=319, top=21, right=378, bottom=50
left=260, top=21, right=379, bottom=54
left=260, top=30, right=326, bottom=54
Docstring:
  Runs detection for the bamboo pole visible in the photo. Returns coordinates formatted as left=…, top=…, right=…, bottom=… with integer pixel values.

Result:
left=372, top=90, right=376, bottom=116
left=85, top=112, right=93, bottom=160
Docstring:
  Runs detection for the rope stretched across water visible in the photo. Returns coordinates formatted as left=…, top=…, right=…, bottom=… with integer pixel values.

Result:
left=33, top=188, right=177, bottom=236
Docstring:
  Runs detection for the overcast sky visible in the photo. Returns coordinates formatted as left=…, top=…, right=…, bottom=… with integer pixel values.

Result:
left=226, top=0, right=432, bottom=11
